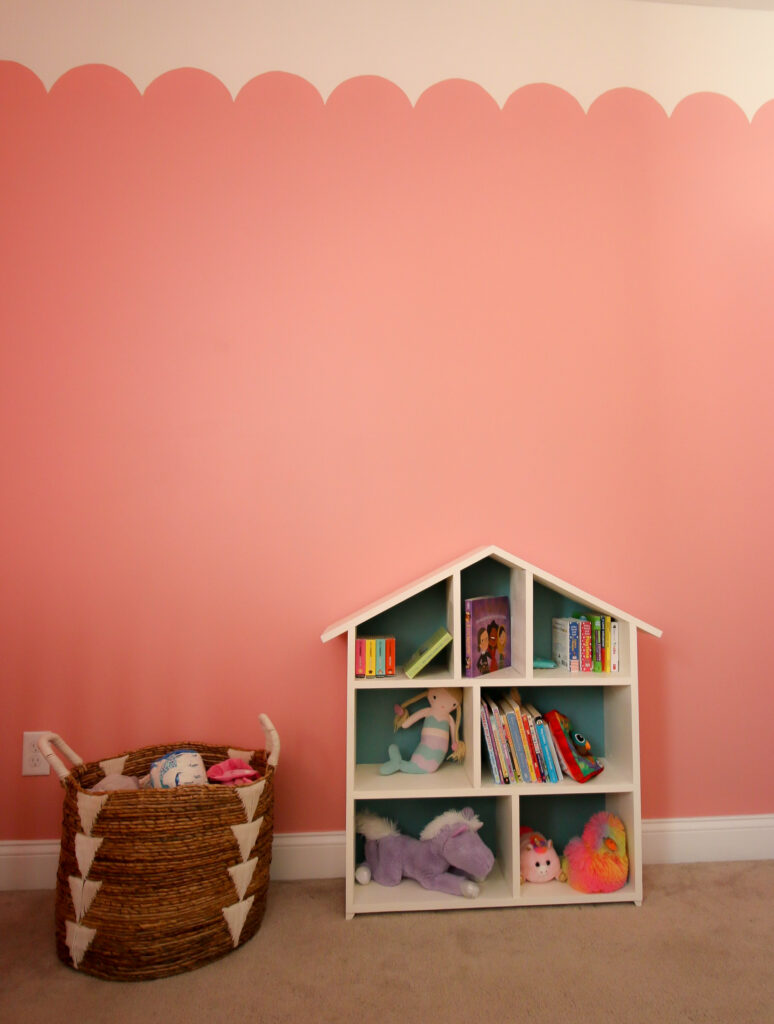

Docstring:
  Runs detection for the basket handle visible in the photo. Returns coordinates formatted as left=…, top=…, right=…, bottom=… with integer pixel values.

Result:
left=36, top=732, right=84, bottom=784
left=260, top=714, right=280, bottom=768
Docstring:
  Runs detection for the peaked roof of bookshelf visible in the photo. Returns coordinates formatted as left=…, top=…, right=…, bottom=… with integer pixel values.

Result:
left=321, top=544, right=661, bottom=642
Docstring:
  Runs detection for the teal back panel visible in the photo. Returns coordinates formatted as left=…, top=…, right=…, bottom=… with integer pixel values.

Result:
left=356, top=688, right=440, bottom=764
left=359, top=581, right=448, bottom=666
left=519, top=793, right=608, bottom=851
left=460, top=557, right=512, bottom=602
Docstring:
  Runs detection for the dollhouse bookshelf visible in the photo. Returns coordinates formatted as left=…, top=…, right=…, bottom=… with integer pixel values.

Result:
left=321, top=545, right=661, bottom=918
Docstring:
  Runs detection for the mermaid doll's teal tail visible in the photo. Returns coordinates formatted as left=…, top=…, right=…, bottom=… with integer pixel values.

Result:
left=379, top=743, right=426, bottom=775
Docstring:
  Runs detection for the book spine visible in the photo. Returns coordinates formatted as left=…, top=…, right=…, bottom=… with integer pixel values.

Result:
left=591, top=616, right=603, bottom=672
left=535, top=719, right=559, bottom=783
left=480, top=702, right=502, bottom=783
left=375, top=637, right=386, bottom=677
left=506, top=711, right=531, bottom=783
left=610, top=621, right=619, bottom=673
left=365, top=639, right=376, bottom=677
left=551, top=618, right=571, bottom=671
left=491, top=703, right=515, bottom=782
left=355, top=638, right=366, bottom=678
left=603, top=616, right=612, bottom=672
left=513, top=706, right=537, bottom=781
left=525, top=711, right=547, bottom=782
left=385, top=636, right=395, bottom=676
left=521, top=710, right=543, bottom=781
left=569, top=618, right=580, bottom=672
left=487, top=700, right=512, bottom=783
left=464, top=599, right=474, bottom=678
left=499, top=706, right=522, bottom=782
left=542, top=716, right=565, bottom=779
left=579, top=618, right=593, bottom=672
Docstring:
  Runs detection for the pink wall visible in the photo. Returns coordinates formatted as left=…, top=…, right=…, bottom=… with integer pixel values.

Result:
left=2, top=62, right=773, bottom=840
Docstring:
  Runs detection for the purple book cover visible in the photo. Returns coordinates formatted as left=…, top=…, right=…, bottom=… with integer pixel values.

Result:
left=464, top=596, right=511, bottom=678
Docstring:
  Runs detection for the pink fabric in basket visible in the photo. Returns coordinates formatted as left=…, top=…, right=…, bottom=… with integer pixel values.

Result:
left=207, top=758, right=261, bottom=786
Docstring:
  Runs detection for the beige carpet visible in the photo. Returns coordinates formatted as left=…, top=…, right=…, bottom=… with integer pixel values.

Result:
left=1, top=862, right=772, bottom=1024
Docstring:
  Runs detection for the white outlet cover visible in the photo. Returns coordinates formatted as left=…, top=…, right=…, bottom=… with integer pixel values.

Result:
left=22, top=732, right=50, bottom=776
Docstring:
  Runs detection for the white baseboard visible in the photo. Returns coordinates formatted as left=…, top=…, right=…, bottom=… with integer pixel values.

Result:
left=0, top=832, right=349, bottom=891
left=2, top=815, right=772, bottom=891
left=641, top=814, right=774, bottom=865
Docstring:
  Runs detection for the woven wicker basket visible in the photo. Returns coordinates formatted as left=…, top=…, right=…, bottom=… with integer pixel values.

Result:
left=38, top=715, right=279, bottom=981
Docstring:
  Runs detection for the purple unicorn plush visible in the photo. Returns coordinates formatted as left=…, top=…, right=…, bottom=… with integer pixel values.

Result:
left=354, top=807, right=495, bottom=897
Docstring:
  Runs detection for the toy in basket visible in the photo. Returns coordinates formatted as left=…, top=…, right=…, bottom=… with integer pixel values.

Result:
left=38, top=714, right=279, bottom=981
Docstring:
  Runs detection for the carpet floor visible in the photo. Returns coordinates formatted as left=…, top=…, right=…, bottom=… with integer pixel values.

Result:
left=1, top=861, right=773, bottom=1024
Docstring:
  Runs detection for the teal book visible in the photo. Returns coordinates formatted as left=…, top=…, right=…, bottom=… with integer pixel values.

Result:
left=403, top=627, right=452, bottom=679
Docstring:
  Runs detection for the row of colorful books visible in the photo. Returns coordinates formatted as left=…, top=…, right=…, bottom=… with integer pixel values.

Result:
left=355, top=636, right=396, bottom=677
left=552, top=615, right=620, bottom=673
left=480, top=690, right=564, bottom=784
left=355, top=626, right=454, bottom=679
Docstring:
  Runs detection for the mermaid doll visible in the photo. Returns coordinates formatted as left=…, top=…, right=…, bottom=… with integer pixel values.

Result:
left=379, top=687, right=465, bottom=775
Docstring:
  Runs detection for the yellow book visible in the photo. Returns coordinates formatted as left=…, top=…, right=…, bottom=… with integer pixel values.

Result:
left=365, top=639, right=376, bottom=676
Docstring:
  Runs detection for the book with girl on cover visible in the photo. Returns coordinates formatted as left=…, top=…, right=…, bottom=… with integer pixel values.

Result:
left=464, top=596, right=510, bottom=677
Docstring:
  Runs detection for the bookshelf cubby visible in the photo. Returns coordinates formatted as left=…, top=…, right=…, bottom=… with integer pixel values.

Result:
left=322, top=544, right=661, bottom=918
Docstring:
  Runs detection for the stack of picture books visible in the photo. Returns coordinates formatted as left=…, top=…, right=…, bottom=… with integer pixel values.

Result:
left=480, top=689, right=564, bottom=784
left=551, top=615, right=620, bottom=673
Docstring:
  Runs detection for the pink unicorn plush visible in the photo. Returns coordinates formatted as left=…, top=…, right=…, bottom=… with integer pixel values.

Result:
left=519, top=826, right=565, bottom=883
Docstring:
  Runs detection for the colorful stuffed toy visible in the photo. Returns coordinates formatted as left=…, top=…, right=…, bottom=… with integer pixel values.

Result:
left=355, top=807, right=495, bottom=897
left=380, top=687, right=465, bottom=775
left=563, top=810, right=629, bottom=893
left=519, top=827, right=565, bottom=883
left=544, top=709, right=603, bottom=783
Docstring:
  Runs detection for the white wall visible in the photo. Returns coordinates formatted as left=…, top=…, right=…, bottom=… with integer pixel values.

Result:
left=2, top=0, right=774, bottom=117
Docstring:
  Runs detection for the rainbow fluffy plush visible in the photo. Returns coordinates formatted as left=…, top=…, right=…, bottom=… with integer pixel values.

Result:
left=563, top=811, right=628, bottom=893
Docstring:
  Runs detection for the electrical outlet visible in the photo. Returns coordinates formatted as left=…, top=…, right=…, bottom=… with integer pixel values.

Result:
left=22, top=732, right=50, bottom=776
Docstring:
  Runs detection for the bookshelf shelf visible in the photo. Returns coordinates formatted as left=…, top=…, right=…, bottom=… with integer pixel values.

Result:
left=322, top=544, right=660, bottom=918
left=353, top=762, right=474, bottom=797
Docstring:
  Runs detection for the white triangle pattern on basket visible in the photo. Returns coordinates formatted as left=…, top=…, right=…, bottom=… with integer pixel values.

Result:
left=227, top=858, right=258, bottom=901
left=98, top=755, right=128, bottom=777
left=75, top=833, right=104, bottom=878
left=68, top=876, right=102, bottom=923
left=235, top=778, right=266, bottom=822
left=231, top=818, right=263, bottom=862
left=76, top=792, right=110, bottom=836
left=65, top=920, right=97, bottom=969
left=222, top=895, right=254, bottom=947
left=227, top=747, right=254, bottom=763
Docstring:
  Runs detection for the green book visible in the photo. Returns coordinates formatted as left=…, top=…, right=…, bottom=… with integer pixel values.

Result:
left=403, top=627, right=453, bottom=679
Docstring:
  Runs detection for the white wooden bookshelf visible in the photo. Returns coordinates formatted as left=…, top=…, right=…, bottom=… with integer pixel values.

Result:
left=322, top=544, right=661, bottom=918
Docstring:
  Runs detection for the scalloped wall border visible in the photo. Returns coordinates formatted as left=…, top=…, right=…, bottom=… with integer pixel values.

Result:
left=5, top=61, right=774, bottom=130
left=2, top=0, right=774, bottom=119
